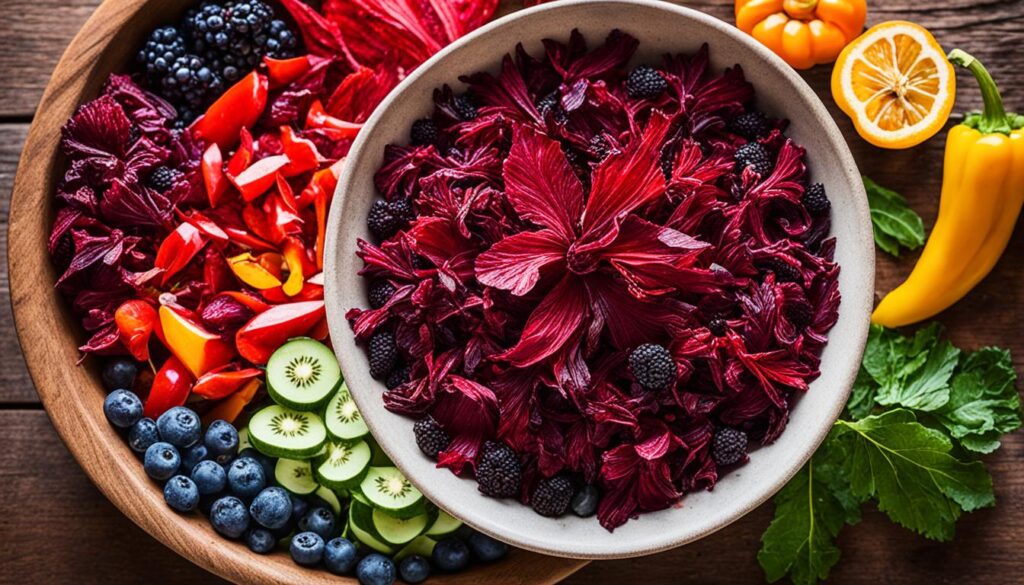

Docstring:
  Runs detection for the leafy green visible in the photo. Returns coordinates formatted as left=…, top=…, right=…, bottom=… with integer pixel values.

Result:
left=846, top=367, right=877, bottom=420
left=863, top=176, right=926, bottom=257
left=832, top=409, right=994, bottom=541
left=861, top=323, right=959, bottom=412
left=758, top=446, right=861, bottom=584
left=934, top=348, right=1021, bottom=453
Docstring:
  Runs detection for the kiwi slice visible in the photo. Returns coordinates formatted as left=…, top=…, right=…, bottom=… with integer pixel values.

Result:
left=248, top=404, right=327, bottom=460
left=425, top=509, right=462, bottom=538
left=394, top=535, right=438, bottom=561
left=237, top=427, right=252, bottom=451
left=267, top=338, right=341, bottom=411
left=359, top=466, right=426, bottom=519
left=324, top=383, right=369, bottom=442
left=315, top=485, right=343, bottom=516
left=348, top=501, right=396, bottom=554
left=371, top=507, right=432, bottom=546
left=316, top=439, right=372, bottom=490
left=275, top=458, right=318, bottom=495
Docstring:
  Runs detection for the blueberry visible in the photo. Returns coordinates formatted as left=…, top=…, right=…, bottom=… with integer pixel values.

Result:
left=128, top=418, right=159, bottom=454
left=191, top=460, right=227, bottom=495
left=103, top=389, right=143, bottom=428
left=156, top=406, right=201, bottom=448
left=468, top=531, right=508, bottom=562
left=204, top=419, right=239, bottom=458
left=245, top=527, right=277, bottom=554
left=198, top=491, right=224, bottom=516
left=570, top=484, right=600, bottom=518
left=357, top=553, right=396, bottom=585
left=227, top=457, right=266, bottom=501
left=181, top=443, right=209, bottom=472
left=298, top=507, right=336, bottom=539
left=324, top=537, right=358, bottom=575
left=250, top=487, right=292, bottom=530
left=102, top=358, right=138, bottom=391
left=398, top=554, right=430, bottom=584
left=210, top=496, right=250, bottom=538
left=290, top=494, right=309, bottom=520
left=163, top=475, right=200, bottom=512
left=239, top=447, right=275, bottom=481
left=143, top=442, right=181, bottom=481
left=290, top=531, right=325, bottom=566
left=432, top=538, right=470, bottom=572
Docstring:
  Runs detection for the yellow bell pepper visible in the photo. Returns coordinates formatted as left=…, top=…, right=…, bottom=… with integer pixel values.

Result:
left=735, top=0, right=866, bottom=69
left=872, top=50, right=1024, bottom=328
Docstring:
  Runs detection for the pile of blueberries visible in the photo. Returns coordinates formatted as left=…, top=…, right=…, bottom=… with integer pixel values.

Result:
left=100, top=359, right=508, bottom=585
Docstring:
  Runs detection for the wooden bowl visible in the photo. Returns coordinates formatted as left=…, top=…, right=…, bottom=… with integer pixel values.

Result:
left=325, top=0, right=875, bottom=560
left=6, top=0, right=585, bottom=583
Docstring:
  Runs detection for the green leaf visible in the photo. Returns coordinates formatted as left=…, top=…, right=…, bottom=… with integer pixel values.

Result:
left=846, top=367, right=878, bottom=420
left=863, top=176, right=926, bottom=257
left=758, top=445, right=861, bottom=585
left=862, top=324, right=959, bottom=412
left=833, top=409, right=994, bottom=541
left=934, top=347, right=1022, bottom=453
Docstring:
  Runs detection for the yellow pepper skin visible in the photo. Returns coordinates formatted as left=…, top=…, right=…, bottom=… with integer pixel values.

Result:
left=735, top=0, right=866, bottom=69
left=872, top=51, right=1024, bottom=328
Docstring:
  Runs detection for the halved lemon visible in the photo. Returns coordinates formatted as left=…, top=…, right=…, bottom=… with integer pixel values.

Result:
left=831, top=21, right=955, bottom=149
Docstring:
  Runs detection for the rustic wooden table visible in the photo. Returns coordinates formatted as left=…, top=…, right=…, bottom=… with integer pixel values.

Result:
left=1, top=0, right=1023, bottom=583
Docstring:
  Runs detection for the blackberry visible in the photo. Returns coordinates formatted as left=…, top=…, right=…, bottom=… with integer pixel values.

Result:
left=626, top=65, right=667, bottom=100
left=785, top=301, right=814, bottom=330
left=410, top=118, right=439, bottom=147
left=452, top=94, right=478, bottom=121
left=537, top=92, right=567, bottom=124
left=734, top=142, right=775, bottom=177
left=570, top=485, right=599, bottom=518
left=413, top=416, right=450, bottom=459
left=386, top=365, right=411, bottom=390
left=761, top=258, right=802, bottom=284
left=147, top=166, right=181, bottom=192
left=731, top=110, right=770, bottom=139
left=707, top=317, right=728, bottom=337
left=368, top=280, right=396, bottom=309
left=530, top=474, right=573, bottom=517
left=628, top=343, right=677, bottom=392
left=476, top=442, right=521, bottom=498
left=802, top=183, right=831, bottom=215
left=367, top=331, right=398, bottom=379
left=367, top=199, right=399, bottom=240
left=389, top=198, right=414, bottom=222
left=52, top=233, right=74, bottom=270
left=712, top=427, right=748, bottom=466
left=161, top=53, right=224, bottom=117
left=187, top=1, right=295, bottom=84
left=137, top=26, right=187, bottom=85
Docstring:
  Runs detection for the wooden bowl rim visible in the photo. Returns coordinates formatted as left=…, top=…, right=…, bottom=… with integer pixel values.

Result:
left=6, top=0, right=585, bottom=583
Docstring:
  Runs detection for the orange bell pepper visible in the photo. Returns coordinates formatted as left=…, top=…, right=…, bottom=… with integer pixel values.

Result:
left=201, top=378, right=262, bottom=426
left=114, top=300, right=158, bottom=361
left=735, top=0, right=867, bottom=69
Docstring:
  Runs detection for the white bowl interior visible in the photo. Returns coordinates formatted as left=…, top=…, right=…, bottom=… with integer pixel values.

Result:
left=325, top=0, right=874, bottom=559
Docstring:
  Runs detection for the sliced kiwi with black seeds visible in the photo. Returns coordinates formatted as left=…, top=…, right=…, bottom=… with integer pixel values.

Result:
left=275, top=458, right=319, bottom=495
left=359, top=466, right=426, bottom=519
left=424, top=509, right=462, bottom=539
left=394, top=535, right=438, bottom=561
left=348, top=500, right=396, bottom=554
left=248, top=404, right=327, bottom=460
left=315, top=439, right=372, bottom=490
left=267, top=338, right=341, bottom=411
left=324, top=383, right=369, bottom=442
left=371, top=507, right=433, bottom=546
left=314, top=485, right=343, bottom=516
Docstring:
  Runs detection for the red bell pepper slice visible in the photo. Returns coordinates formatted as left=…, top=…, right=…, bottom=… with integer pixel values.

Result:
left=203, top=248, right=237, bottom=294
left=202, top=143, right=228, bottom=207
left=307, top=272, right=325, bottom=286
left=264, top=55, right=313, bottom=88
left=201, top=378, right=261, bottom=426
left=143, top=356, right=195, bottom=419
left=235, top=300, right=326, bottom=364
left=114, top=300, right=157, bottom=362
left=223, top=226, right=276, bottom=253
left=155, top=223, right=206, bottom=286
left=228, top=128, right=255, bottom=177
left=264, top=191, right=304, bottom=244
left=177, top=209, right=229, bottom=242
left=191, top=71, right=269, bottom=149
left=219, top=291, right=272, bottom=314
left=260, top=282, right=324, bottom=304
left=231, top=155, right=290, bottom=202
left=306, top=100, right=362, bottom=138
left=280, top=126, right=323, bottom=177
left=308, top=316, right=329, bottom=341
left=192, top=365, right=263, bottom=400
left=276, top=174, right=300, bottom=212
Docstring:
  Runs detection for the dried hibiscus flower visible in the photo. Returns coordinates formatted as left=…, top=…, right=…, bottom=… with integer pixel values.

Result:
left=348, top=30, right=840, bottom=531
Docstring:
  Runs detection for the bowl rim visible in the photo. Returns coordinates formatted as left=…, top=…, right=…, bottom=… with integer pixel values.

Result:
left=325, top=0, right=874, bottom=560
left=6, top=0, right=587, bottom=582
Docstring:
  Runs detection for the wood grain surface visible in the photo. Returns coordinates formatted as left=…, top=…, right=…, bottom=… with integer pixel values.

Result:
left=2, top=0, right=1024, bottom=583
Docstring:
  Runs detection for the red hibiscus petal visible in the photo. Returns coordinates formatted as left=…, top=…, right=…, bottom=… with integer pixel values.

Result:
left=475, top=229, right=567, bottom=295
left=434, top=375, right=498, bottom=475
left=498, top=275, right=589, bottom=367
left=503, top=125, right=583, bottom=241
left=600, top=215, right=708, bottom=268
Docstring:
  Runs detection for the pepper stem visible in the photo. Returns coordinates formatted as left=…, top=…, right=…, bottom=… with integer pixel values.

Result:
left=947, top=49, right=1011, bottom=134
left=783, top=0, right=817, bottom=19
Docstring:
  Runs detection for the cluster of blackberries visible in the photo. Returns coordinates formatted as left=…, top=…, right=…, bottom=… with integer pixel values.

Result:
left=136, top=0, right=297, bottom=121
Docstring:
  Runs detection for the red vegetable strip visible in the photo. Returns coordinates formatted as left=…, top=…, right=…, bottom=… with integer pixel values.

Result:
left=228, top=128, right=255, bottom=177
left=201, top=378, right=261, bottom=426
left=143, top=356, right=194, bottom=419
left=154, top=223, right=206, bottom=286
left=264, top=55, right=313, bottom=88
left=231, top=155, right=290, bottom=202
left=191, top=71, right=269, bottom=149
left=223, top=226, right=277, bottom=253
left=306, top=100, right=362, bottom=138
left=280, top=126, right=323, bottom=177
left=202, top=143, right=228, bottom=207
left=177, top=209, right=229, bottom=242
left=192, top=366, right=263, bottom=400
left=235, top=300, right=326, bottom=364
left=219, top=291, right=272, bottom=314
left=114, top=300, right=157, bottom=362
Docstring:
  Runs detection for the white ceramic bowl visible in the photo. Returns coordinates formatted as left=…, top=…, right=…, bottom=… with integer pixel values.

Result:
left=325, top=0, right=874, bottom=560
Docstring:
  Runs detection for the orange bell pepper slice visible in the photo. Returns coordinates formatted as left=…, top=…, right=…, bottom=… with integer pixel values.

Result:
left=114, top=300, right=158, bottom=361
left=201, top=378, right=262, bottom=426
left=192, top=365, right=263, bottom=400
left=228, top=252, right=284, bottom=290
